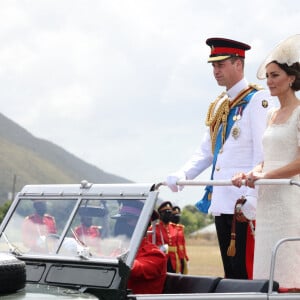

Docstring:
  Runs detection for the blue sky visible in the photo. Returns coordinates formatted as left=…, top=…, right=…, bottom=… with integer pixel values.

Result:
left=0, top=0, right=299, bottom=206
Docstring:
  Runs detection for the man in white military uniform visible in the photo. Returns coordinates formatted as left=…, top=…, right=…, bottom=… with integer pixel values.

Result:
left=166, top=37, right=274, bottom=279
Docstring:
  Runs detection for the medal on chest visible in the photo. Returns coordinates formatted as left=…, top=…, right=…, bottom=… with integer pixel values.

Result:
left=231, top=106, right=243, bottom=139
left=231, top=126, right=241, bottom=139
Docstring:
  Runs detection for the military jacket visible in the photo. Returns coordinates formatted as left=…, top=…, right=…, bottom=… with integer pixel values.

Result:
left=179, top=78, right=275, bottom=215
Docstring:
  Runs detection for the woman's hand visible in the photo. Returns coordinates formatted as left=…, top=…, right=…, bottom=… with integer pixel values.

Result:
left=232, top=171, right=265, bottom=188
left=232, top=172, right=247, bottom=188
left=245, top=171, right=265, bottom=188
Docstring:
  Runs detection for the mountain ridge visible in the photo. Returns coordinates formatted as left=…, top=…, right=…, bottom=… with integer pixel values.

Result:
left=0, top=112, right=131, bottom=204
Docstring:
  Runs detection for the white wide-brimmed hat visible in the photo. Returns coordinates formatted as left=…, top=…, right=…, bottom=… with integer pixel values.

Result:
left=257, top=34, right=300, bottom=79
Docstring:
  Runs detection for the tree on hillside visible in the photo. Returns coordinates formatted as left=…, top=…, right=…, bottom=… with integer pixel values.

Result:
left=180, top=205, right=213, bottom=235
left=0, top=201, right=12, bottom=223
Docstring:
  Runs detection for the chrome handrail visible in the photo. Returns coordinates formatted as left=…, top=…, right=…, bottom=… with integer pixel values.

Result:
left=268, top=237, right=300, bottom=294
left=176, top=178, right=295, bottom=186
left=155, top=179, right=297, bottom=190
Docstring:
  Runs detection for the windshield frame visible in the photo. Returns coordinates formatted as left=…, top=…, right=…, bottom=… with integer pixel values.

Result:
left=0, top=183, right=158, bottom=269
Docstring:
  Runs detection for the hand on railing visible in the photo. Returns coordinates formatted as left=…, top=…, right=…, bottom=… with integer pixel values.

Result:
left=165, top=172, right=186, bottom=192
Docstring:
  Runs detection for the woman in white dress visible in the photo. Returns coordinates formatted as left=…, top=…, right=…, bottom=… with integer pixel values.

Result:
left=232, top=34, right=300, bottom=290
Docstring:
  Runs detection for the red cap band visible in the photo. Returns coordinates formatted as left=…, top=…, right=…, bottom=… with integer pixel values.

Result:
left=211, top=47, right=245, bottom=57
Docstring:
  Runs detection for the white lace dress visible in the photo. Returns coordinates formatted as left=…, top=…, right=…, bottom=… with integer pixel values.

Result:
left=254, top=106, right=300, bottom=288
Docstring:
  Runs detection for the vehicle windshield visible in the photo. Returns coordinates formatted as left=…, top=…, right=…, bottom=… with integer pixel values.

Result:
left=0, top=197, right=145, bottom=259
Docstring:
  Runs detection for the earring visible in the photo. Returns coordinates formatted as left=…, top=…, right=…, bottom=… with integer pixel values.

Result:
left=290, top=82, right=293, bottom=87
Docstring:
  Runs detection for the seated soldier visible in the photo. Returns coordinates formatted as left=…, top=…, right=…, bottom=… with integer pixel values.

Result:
left=112, top=200, right=167, bottom=294
left=22, top=199, right=57, bottom=253
left=149, top=201, right=180, bottom=273
left=74, top=212, right=102, bottom=254
left=110, top=200, right=144, bottom=256
left=127, top=208, right=167, bottom=294
left=113, top=200, right=144, bottom=238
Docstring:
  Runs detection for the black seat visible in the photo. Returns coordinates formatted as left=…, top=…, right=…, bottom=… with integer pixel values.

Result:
left=163, top=272, right=221, bottom=293
left=214, top=278, right=279, bottom=293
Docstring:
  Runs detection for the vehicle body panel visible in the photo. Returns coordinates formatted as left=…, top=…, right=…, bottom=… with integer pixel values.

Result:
left=0, top=181, right=299, bottom=299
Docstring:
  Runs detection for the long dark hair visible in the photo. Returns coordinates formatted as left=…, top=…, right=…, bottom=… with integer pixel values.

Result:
left=272, top=61, right=300, bottom=91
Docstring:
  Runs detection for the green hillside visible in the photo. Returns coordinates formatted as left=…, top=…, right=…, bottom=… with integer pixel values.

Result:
left=0, top=113, right=131, bottom=204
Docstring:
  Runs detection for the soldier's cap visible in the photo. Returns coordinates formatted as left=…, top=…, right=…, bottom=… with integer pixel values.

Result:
left=206, top=37, right=251, bottom=63
left=158, top=201, right=173, bottom=213
left=172, top=206, right=181, bottom=215
left=78, top=206, right=107, bottom=218
left=111, top=200, right=144, bottom=219
left=31, top=199, right=47, bottom=207
left=151, top=210, right=159, bottom=222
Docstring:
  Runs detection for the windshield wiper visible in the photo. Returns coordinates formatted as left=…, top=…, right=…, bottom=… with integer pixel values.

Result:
left=2, top=232, right=23, bottom=257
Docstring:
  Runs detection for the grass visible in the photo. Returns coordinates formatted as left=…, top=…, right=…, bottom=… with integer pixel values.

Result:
left=185, top=236, right=224, bottom=277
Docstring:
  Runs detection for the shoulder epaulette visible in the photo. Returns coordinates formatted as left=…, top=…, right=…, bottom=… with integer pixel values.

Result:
left=44, top=214, right=54, bottom=219
left=169, top=222, right=178, bottom=227
left=205, top=92, right=228, bottom=127
left=90, top=225, right=100, bottom=230
left=249, top=83, right=264, bottom=90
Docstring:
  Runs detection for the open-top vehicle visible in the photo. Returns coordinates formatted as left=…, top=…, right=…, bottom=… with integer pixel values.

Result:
left=0, top=180, right=299, bottom=299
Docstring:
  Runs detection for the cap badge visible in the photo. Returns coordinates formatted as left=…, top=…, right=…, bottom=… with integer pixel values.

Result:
left=262, top=100, right=269, bottom=108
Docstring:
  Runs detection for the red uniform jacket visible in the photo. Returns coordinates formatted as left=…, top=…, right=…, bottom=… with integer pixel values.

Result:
left=127, top=237, right=167, bottom=294
left=148, top=220, right=180, bottom=273
left=176, top=224, right=189, bottom=260
left=22, top=213, right=57, bottom=252
left=175, top=223, right=189, bottom=274
left=74, top=225, right=101, bottom=253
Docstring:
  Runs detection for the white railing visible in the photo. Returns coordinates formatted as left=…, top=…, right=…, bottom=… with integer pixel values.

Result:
left=175, top=178, right=299, bottom=186
left=156, top=178, right=300, bottom=189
